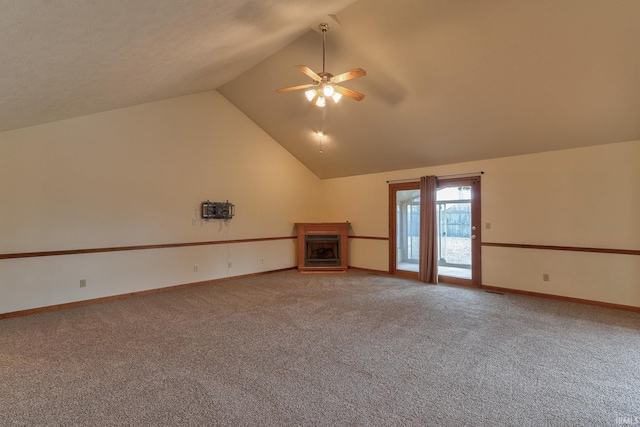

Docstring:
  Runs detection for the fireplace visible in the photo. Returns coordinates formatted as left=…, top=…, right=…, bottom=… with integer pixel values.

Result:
left=295, top=222, right=349, bottom=273
left=306, top=235, right=340, bottom=266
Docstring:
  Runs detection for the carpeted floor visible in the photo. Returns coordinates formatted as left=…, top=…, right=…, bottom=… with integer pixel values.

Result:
left=1, top=270, right=639, bottom=426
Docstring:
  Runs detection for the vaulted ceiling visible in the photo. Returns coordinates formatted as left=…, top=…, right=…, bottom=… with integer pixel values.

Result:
left=3, top=0, right=640, bottom=179
left=0, top=0, right=356, bottom=133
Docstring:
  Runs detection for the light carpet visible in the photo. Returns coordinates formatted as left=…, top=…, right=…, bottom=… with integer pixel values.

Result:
left=1, top=270, right=639, bottom=426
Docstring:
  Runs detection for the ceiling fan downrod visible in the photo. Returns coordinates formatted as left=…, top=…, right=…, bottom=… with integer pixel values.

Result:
left=320, top=23, right=329, bottom=75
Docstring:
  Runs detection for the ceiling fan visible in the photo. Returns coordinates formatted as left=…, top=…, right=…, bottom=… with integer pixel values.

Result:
left=276, top=22, right=366, bottom=107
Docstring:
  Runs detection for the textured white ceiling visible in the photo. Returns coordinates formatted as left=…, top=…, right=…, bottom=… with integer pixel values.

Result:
left=0, top=0, right=356, bottom=132
left=2, top=0, right=640, bottom=179
left=220, top=0, right=640, bottom=178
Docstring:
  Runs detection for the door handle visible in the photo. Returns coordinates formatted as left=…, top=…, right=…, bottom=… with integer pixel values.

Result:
left=471, top=235, right=477, bottom=240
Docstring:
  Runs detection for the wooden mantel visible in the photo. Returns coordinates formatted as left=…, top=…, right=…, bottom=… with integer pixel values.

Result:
left=295, top=222, right=350, bottom=273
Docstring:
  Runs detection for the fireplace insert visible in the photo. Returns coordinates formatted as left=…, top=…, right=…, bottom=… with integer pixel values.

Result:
left=305, top=234, right=340, bottom=266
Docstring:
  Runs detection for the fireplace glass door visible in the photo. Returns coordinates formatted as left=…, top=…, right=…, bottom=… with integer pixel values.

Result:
left=305, top=235, right=340, bottom=266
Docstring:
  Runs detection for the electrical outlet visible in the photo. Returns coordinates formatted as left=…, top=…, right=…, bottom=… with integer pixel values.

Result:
left=80, top=279, right=87, bottom=288
left=543, top=273, right=550, bottom=282
left=194, top=265, right=199, bottom=272
left=485, top=222, right=491, bottom=230
left=228, top=261, right=232, bottom=268
left=261, top=257, right=264, bottom=264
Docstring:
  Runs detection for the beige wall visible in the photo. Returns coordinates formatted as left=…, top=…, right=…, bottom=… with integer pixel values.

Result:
left=0, top=91, right=322, bottom=314
left=322, top=140, right=640, bottom=308
left=2, top=90, right=638, bottom=314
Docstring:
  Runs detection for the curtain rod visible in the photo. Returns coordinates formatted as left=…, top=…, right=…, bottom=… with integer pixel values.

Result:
left=386, top=171, right=484, bottom=184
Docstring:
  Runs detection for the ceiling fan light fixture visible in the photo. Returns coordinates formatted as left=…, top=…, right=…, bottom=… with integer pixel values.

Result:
left=305, top=89, right=316, bottom=101
left=275, top=20, right=366, bottom=105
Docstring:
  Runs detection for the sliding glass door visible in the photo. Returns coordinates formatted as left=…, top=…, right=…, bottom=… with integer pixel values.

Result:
left=396, top=188, right=421, bottom=273
left=389, top=177, right=481, bottom=285
left=436, top=180, right=476, bottom=284
left=389, top=183, right=420, bottom=277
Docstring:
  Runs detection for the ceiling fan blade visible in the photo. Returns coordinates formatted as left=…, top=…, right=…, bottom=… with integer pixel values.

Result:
left=276, top=83, right=316, bottom=93
left=296, top=65, right=322, bottom=82
left=331, top=68, right=367, bottom=84
left=334, top=85, right=365, bottom=101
